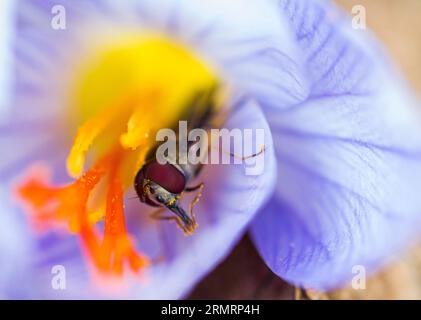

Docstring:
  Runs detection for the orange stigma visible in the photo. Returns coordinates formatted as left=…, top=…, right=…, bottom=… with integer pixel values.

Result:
left=17, top=148, right=149, bottom=275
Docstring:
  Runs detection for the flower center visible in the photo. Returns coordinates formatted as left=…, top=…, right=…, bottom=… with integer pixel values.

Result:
left=16, top=36, right=219, bottom=277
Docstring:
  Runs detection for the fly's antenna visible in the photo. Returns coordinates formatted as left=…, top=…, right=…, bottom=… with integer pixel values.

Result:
left=229, top=144, right=265, bottom=160
left=209, top=143, right=266, bottom=161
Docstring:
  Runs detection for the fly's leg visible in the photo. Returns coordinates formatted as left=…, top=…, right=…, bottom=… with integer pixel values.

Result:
left=185, top=183, right=204, bottom=193
left=150, top=208, right=185, bottom=231
left=203, top=126, right=265, bottom=161
left=202, top=98, right=266, bottom=161
left=186, top=183, right=204, bottom=222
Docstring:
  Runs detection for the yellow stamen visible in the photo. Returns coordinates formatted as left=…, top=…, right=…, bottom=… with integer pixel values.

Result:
left=119, top=94, right=159, bottom=150
left=66, top=107, right=116, bottom=178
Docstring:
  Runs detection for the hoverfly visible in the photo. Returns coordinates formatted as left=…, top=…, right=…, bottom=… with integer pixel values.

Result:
left=134, top=86, right=263, bottom=235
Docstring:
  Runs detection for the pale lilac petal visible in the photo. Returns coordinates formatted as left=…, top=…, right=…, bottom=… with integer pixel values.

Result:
left=0, top=0, right=16, bottom=120
left=251, top=0, right=421, bottom=290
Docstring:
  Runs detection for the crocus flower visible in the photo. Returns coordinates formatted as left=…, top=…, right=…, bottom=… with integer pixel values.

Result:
left=1, top=0, right=421, bottom=299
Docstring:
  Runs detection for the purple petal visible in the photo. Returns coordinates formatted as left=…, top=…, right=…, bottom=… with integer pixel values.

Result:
left=251, top=0, right=421, bottom=290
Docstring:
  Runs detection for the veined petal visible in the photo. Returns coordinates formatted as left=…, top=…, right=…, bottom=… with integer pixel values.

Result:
left=0, top=185, right=34, bottom=298
left=138, top=0, right=309, bottom=106
left=251, top=0, right=421, bottom=290
left=0, top=0, right=34, bottom=299
left=0, top=0, right=15, bottom=120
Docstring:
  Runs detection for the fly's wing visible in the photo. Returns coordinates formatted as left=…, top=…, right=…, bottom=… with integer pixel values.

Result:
left=179, top=83, right=224, bottom=131
left=145, top=84, right=220, bottom=161
left=175, top=85, right=224, bottom=181
left=144, top=84, right=229, bottom=180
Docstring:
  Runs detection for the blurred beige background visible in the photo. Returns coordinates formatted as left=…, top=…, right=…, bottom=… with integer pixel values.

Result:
left=190, top=0, right=421, bottom=300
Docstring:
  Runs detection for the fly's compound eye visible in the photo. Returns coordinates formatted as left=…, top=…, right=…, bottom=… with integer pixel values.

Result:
left=143, top=180, right=175, bottom=208
left=134, top=161, right=201, bottom=235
